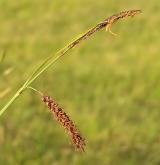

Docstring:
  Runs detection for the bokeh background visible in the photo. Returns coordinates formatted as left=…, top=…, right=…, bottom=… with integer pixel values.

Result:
left=0, top=0, right=160, bottom=164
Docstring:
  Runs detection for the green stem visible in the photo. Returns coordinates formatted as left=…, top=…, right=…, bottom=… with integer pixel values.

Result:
left=0, top=86, right=24, bottom=116
left=27, top=86, right=43, bottom=96
left=0, top=10, right=141, bottom=117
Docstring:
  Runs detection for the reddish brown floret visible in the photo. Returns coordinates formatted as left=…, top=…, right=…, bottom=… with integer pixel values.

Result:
left=42, top=95, right=86, bottom=151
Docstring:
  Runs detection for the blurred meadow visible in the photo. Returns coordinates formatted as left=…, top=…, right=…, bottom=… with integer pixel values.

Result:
left=0, top=0, right=160, bottom=164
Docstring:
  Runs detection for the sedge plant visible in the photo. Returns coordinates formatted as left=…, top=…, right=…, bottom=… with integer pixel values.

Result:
left=0, top=10, right=141, bottom=150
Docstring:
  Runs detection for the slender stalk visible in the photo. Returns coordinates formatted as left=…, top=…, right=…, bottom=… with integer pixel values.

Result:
left=0, top=86, right=24, bottom=116
left=27, top=86, right=43, bottom=96
left=0, top=10, right=141, bottom=116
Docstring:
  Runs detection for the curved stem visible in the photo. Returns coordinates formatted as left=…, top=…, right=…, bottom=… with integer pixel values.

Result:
left=0, top=10, right=141, bottom=117
left=0, top=86, right=24, bottom=116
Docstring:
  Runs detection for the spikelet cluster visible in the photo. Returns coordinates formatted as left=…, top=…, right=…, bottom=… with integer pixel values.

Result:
left=42, top=95, right=86, bottom=151
left=105, top=10, right=141, bottom=24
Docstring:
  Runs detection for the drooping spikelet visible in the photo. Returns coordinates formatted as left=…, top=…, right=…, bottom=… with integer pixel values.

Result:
left=42, top=95, right=86, bottom=151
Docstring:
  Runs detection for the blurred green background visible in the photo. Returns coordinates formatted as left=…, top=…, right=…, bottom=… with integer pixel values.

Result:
left=0, top=0, right=160, bottom=164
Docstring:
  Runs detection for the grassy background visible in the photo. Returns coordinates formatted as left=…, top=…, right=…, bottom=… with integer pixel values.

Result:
left=0, top=0, right=160, bottom=164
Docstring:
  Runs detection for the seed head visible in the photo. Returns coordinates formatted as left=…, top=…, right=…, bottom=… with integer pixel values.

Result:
left=42, top=95, right=86, bottom=151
